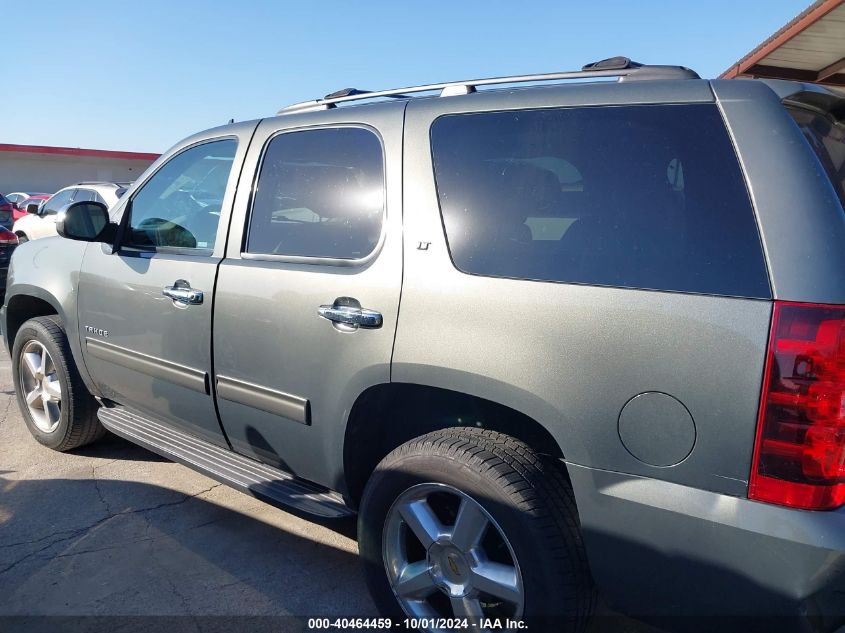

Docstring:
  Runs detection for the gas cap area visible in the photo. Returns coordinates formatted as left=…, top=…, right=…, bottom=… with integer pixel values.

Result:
left=618, top=392, right=696, bottom=467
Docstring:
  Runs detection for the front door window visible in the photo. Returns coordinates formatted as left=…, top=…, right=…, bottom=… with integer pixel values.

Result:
left=124, top=139, right=237, bottom=252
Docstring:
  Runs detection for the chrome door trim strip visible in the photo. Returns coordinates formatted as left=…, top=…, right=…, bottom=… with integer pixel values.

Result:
left=216, top=375, right=311, bottom=425
left=85, top=337, right=209, bottom=394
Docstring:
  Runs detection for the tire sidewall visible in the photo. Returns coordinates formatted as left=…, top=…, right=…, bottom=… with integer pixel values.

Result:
left=11, top=320, right=74, bottom=449
left=359, top=450, right=579, bottom=627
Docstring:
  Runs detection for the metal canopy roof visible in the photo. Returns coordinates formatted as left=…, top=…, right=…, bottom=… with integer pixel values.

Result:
left=721, top=0, right=845, bottom=87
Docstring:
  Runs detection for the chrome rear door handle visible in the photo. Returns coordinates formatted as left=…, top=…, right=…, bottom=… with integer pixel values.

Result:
left=163, top=280, right=203, bottom=306
left=318, top=303, right=382, bottom=330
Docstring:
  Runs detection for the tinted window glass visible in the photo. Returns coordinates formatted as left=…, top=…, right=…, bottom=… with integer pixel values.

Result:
left=787, top=106, right=845, bottom=211
left=126, top=139, right=236, bottom=251
left=42, top=189, right=74, bottom=215
left=73, top=189, right=95, bottom=202
left=247, top=127, right=384, bottom=259
left=430, top=104, right=769, bottom=298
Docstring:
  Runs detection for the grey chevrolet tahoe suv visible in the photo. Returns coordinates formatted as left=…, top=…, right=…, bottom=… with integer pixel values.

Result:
left=3, top=57, right=845, bottom=632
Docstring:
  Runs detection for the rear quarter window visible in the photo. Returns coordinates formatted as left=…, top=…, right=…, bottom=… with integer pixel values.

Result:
left=430, top=103, right=770, bottom=298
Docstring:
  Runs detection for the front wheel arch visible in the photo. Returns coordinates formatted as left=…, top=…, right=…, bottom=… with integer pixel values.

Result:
left=4, top=292, right=61, bottom=351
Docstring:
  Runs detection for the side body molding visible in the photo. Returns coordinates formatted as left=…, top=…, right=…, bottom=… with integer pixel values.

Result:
left=216, top=375, right=311, bottom=425
left=85, top=338, right=209, bottom=394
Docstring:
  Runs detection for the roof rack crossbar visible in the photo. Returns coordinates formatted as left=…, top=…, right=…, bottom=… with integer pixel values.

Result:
left=277, top=58, right=699, bottom=115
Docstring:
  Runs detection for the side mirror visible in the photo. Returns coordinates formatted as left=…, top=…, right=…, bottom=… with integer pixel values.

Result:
left=25, top=203, right=40, bottom=214
left=56, top=201, right=115, bottom=243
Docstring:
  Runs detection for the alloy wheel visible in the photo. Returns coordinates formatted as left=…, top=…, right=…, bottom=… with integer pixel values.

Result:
left=383, top=483, right=524, bottom=627
left=18, top=340, right=62, bottom=433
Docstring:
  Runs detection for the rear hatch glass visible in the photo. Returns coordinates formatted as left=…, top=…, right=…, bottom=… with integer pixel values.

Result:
left=787, top=105, right=845, bottom=211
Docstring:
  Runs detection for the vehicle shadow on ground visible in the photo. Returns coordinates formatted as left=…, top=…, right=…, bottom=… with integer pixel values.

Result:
left=0, top=474, right=367, bottom=629
left=68, top=432, right=359, bottom=540
left=71, top=432, right=170, bottom=463
left=0, top=464, right=674, bottom=633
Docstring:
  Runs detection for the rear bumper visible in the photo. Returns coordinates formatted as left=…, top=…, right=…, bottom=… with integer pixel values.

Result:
left=0, top=264, right=9, bottom=299
left=0, top=265, right=8, bottom=332
left=567, top=462, right=845, bottom=631
left=0, top=245, right=12, bottom=304
left=0, top=304, right=6, bottom=353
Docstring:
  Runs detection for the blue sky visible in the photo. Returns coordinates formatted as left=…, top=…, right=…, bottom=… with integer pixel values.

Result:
left=3, top=0, right=808, bottom=153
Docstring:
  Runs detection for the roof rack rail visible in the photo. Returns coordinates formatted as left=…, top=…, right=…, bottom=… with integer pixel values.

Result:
left=278, top=57, right=699, bottom=115
left=75, top=181, right=121, bottom=186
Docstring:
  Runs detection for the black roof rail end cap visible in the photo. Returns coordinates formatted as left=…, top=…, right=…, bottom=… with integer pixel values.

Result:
left=324, top=88, right=370, bottom=99
left=582, top=56, right=642, bottom=71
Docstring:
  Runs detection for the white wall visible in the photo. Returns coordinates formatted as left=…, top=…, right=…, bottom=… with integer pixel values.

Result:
left=0, top=151, right=156, bottom=194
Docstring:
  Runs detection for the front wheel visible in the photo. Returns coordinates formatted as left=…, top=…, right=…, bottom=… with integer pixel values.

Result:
left=12, top=316, right=105, bottom=451
left=358, top=428, right=595, bottom=632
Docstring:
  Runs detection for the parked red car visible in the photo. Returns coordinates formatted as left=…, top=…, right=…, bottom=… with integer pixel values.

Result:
left=0, top=225, right=18, bottom=300
left=12, top=194, right=50, bottom=222
left=0, top=193, right=14, bottom=229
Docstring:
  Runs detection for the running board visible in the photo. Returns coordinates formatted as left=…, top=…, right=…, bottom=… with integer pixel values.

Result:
left=97, top=406, right=354, bottom=519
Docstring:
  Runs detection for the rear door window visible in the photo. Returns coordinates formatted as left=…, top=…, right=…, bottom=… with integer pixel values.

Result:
left=246, top=127, right=384, bottom=260
left=73, top=189, right=96, bottom=202
left=430, top=104, right=770, bottom=298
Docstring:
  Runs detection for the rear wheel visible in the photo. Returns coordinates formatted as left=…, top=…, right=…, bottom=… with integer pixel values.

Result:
left=15, top=232, right=28, bottom=243
left=359, top=428, right=595, bottom=632
left=12, top=316, right=105, bottom=451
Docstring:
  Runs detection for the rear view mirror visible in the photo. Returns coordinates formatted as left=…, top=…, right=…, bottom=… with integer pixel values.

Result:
left=56, top=201, right=114, bottom=243
left=25, top=203, right=40, bottom=214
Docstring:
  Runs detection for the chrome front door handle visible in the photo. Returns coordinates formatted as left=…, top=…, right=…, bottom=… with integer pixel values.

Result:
left=163, top=280, right=203, bottom=306
left=318, top=300, right=382, bottom=330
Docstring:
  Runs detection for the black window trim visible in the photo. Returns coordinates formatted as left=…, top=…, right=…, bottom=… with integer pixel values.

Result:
left=115, top=135, right=239, bottom=258
left=241, top=123, right=388, bottom=268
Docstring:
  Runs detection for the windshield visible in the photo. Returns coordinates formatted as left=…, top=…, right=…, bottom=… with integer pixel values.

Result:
left=788, top=106, right=845, bottom=211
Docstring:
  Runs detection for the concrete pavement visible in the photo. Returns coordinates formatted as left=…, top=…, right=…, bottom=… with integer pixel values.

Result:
left=0, top=349, right=369, bottom=630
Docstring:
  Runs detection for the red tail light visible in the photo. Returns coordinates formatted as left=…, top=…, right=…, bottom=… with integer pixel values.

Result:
left=750, top=301, right=845, bottom=510
left=0, top=229, right=17, bottom=245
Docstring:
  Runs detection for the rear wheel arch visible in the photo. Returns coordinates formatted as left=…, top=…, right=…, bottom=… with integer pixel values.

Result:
left=342, top=382, right=565, bottom=508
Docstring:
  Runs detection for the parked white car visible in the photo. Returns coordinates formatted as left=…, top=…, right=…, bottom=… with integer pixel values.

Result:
left=13, top=182, right=129, bottom=242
